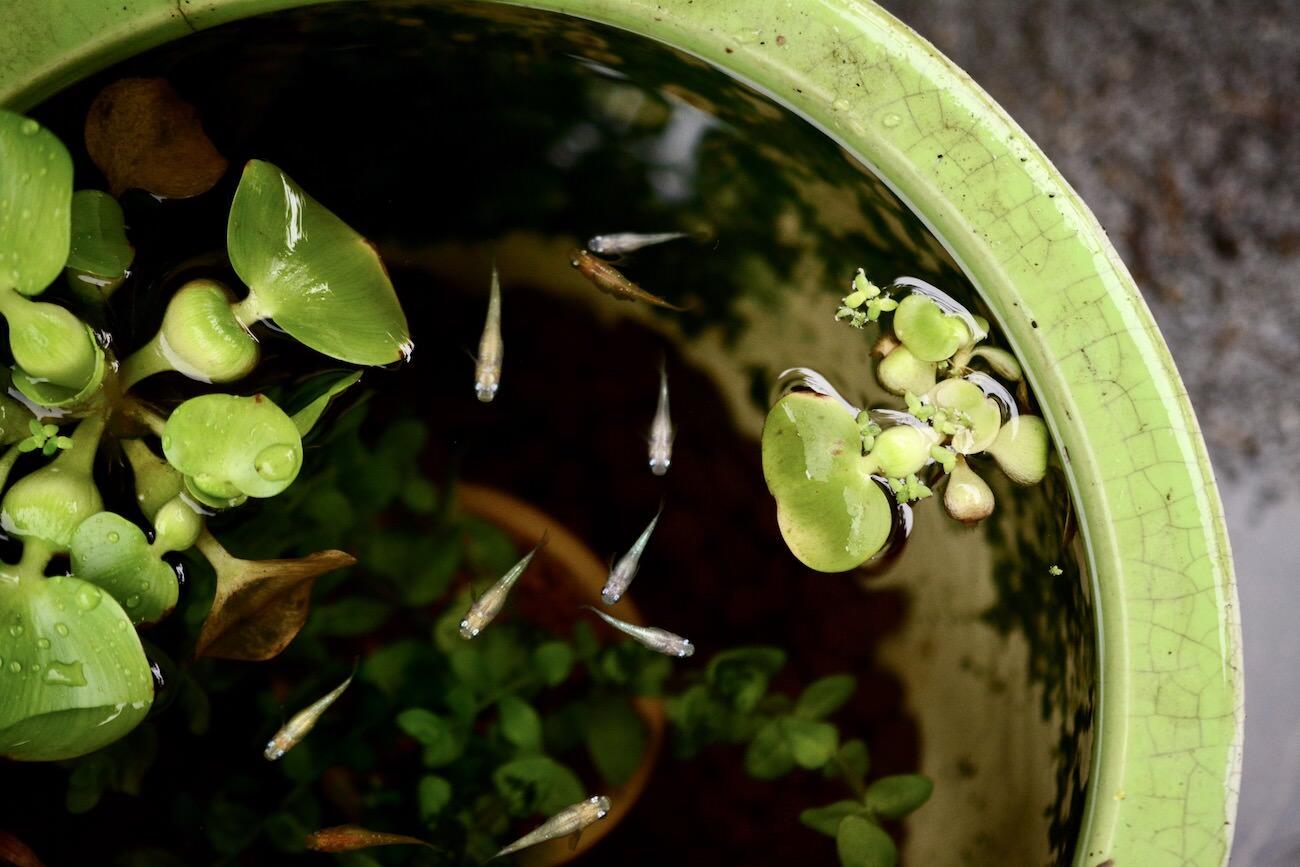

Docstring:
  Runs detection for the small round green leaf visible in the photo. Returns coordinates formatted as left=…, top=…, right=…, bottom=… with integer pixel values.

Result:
left=70, top=512, right=179, bottom=626
left=987, top=414, right=1050, bottom=485
left=163, top=393, right=303, bottom=500
left=66, top=190, right=133, bottom=281
left=744, top=719, right=796, bottom=780
left=800, top=800, right=869, bottom=838
left=417, top=775, right=453, bottom=822
left=0, top=575, right=152, bottom=761
left=865, top=774, right=934, bottom=819
left=784, top=718, right=839, bottom=769
left=876, top=345, right=936, bottom=396
left=585, top=694, right=646, bottom=786
left=893, top=294, right=970, bottom=362
left=929, top=379, right=1001, bottom=454
left=497, top=695, right=542, bottom=751
left=867, top=425, right=934, bottom=478
left=227, top=160, right=410, bottom=365
left=795, top=674, right=857, bottom=720
left=0, top=112, right=73, bottom=297
left=532, top=641, right=574, bottom=686
left=837, top=816, right=898, bottom=867
left=492, top=755, right=584, bottom=816
left=762, top=393, right=893, bottom=572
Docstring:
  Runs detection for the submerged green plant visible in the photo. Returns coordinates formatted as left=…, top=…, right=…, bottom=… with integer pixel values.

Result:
left=762, top=269, right=1051, bottom=571
left=0, top=108, right=411, bottom=761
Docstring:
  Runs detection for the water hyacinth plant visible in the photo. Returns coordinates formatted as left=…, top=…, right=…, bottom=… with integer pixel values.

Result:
left=0, top=107, right=410, bottom=761
left=763, top=269, right=1050, bottom=571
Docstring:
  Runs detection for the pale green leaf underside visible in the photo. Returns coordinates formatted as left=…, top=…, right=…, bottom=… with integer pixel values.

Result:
left=227, top=160, right=410, bottom=365
left=163, top=393, right=302, bottom=499
left=0, top=111, right=73, bottom=297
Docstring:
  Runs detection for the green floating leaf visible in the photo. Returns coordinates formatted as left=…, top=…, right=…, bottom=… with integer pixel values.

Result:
left=417, top=775, right=453, bottom=823
left=290, top=370, right=363, bottom=437
left=836, top=816, right=898, bottom=867
left=227, top=160, right=410, bottom=365
left=987, top=414, right=1049, bottom=485
left=785, top=718, right=839, bottom=769
left=0, top=111, right=73, bottom=296
left=163, top=393, right=303, bottom=501
left=762, top=393, right=893, bottom=572
left=70, top=512, right=179, bottom=626
left=492, top=755, right=584, bottom=817
left=585, top=694, right=646, bottom=786
left=796, top=674, right=857, bottom=720
left=943, top=458, right=994, bottom=524
left=865, top=774, right=934, bottom=819
left=0, top=575, right=152, bottom=761
left=892, top=294, right=969, bottom=362
left=876, top=346, right=935, bottom=396
left=497, top=695, right=542, bottom=752
left=800, top=800, right=869, bottom=838
left=928, top=379, right=1000, bottom=455
left=66, top=189, right=133, bottom=292
left=744, top=719, right=795, bottom=780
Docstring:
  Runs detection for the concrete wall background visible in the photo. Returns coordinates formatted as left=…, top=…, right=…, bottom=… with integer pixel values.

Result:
left=878, top=2, right=1300, bottom=863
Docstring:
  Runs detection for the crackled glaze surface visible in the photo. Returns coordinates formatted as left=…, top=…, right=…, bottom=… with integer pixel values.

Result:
left=0, top=1, right=1241, bottom=864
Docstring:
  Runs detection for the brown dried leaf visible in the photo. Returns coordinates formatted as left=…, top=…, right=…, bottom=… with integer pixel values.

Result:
left=305, top=825, right=431, bottom=853
left=194, top=532, right=354, bottom=661
left=84, top=78, right=228, bottom=198
left=0, top=831, right=45, bottom=867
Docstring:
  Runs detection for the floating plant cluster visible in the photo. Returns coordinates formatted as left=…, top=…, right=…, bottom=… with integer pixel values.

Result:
left=0, top=105, right=409, bottom=762
left=763, top=270, right=1050, bottom=572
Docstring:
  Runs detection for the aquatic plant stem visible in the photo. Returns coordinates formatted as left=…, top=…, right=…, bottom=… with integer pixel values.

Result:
left=118, top=338, right=171, bottom=391
left=230, top=291, right=269, bottom=327
left=0, top=444, right=21, bottom=491
left=60, top=413, right=106, bottom=476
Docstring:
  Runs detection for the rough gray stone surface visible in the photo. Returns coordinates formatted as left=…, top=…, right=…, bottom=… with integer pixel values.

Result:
left=882, top=0, right=1299, bottom=484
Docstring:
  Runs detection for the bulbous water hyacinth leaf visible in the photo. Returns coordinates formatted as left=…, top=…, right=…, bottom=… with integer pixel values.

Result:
left=70, top=512, right=178, bottom=626
left=66, top=190, right=133, bottom=284
left=10, top=324, right=106, bottom=411
left=152, top=279, right=258, bottom=383
left=866, top=425, right=933, bottom=478
left=875, top=345, right=935, bottom=396
left=84, top=78, right=228, bottom=198
left=0, top=290, right=102, bottom=392
left=929, top=378, right=1001, bottom=455
left=892, top=293, right=970, bottom=362
left=290, top=370, right=362, bottom=437
left=227, top=160, right=411, bottom=365
left=987, top=414, right=1049, bottom=485
left=163, top=393, right=303, bottom=500
left=0, top=574, right=152, bottom=761
left=970, top=345, right=1022, bottom=381
left=836, top=816, right=898, bottom=867
left=194, top=534, right=354, bottom=661
left=1, top=457, right=105, bottom=553
left=304, top=826, right=432, bottom=853
left=864, top=774, right=934, bottom=819
left=120, top=439, right=183, bottom=521
left=0, top=112, right=73, bottom=297
left=943, top=458, right=994, bottom=524
left=0, top=394, right=36, bottom=445
left=762, top=393, right=892, bottom=572
left=800, top=800, right=868, bottom=838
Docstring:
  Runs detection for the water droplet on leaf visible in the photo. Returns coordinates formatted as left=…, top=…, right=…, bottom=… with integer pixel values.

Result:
left=43, top=660, right=86, bottom=686
left=254, top=443, right=298, bottom=481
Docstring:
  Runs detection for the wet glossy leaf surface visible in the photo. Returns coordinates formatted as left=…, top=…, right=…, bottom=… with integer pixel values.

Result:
left=163, top=394, right=302, bottom=500
left=66, top=190, right=133, bottom=279
left=70, top=512, right=178, bottom=626
left=0, top=111, right=72, bottom=296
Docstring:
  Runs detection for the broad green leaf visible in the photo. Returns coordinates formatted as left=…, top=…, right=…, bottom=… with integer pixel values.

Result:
left=585, top=694, right=646, bottom=786
left=800, top=800, right=869, bottom=838
left=0, top=111, right=73, bottom=296
left=829, top=738, right=870, bottom=786
left=497, top=695, right=542, bottom=751
left=784, top=718, right=839, bottom=769
left=795, top=674, right=857, bottom=720
left=892, top=293, right=969, bottom=362
left=396, top=708, right=463, bottom=767
left=707, top=645, right=786, bottom=713
left=532, top=641, right=574, bottom=686
left=762, top=393, right=893, bottom=572
left=417, top=775, right=453, bottom=822
left=361, top=639, right=423, bottom=698
left=836, top=815, right=897, bottom=867
left=744, top=719, right=795, bottom=780
left=227, top=160, right=410, bottom=365
left=1, top=421, right=104, bottom=552
left=865, top=774, right=934, bottom=819
left=0, top=575, right=152, bottom=760
left=492, top=756, right=584, bottom=816
left=70, top=512, right=179, bottom=626
left=290, top=370, right=362, bottom=437
left=163, top=393, right=303, bottom=500
left=66, top=190, right=133, bottom=281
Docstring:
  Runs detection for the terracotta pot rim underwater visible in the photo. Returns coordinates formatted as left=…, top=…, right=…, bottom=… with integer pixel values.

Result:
left=0, top=2, right=1241, bottom=865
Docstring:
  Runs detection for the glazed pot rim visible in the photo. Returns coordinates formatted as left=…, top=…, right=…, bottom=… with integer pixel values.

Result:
left=0, top=1, right=1242, bottom=864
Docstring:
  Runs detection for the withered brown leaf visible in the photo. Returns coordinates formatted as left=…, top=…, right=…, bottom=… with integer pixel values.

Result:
left=305, top=825, right=432, bottom=853
left=84, top=77, right=229, bottom=198
left=194, top=531, right=354, bottom=661
left=0, top=830, right=45, bottom=867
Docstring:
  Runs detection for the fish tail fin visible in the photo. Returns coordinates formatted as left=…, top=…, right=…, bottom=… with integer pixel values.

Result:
left=569, top=830, right=583, bottom=852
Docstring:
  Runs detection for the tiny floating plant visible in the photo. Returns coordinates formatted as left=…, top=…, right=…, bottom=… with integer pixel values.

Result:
left=763, top=268, right=1049, bottom=572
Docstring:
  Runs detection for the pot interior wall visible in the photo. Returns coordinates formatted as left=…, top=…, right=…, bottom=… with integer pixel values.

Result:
left=17, top=1, right=1094, bottom=863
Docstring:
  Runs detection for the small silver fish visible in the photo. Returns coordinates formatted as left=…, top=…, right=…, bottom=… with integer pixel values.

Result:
left=601, top=504, right=662, bottom=604
left=474, top=261, right=503, bottom=402
left=494, top=795, right=612, bottom=859
left=648, top=361, right=674, bottom=476
left=587, top=231, right=690, bottom=257
left=265, top=667, right=355, bottom=760
left=582, top=606, right=694, bottom=657
left=459, top=532, right=547, bottom=639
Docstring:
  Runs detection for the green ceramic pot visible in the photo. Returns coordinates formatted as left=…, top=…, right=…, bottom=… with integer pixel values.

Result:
left=0, top=1, right=1241, bottom=865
